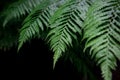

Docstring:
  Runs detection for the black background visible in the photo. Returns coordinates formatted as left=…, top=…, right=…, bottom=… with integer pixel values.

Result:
left=0, top=39, right=80, bottom=80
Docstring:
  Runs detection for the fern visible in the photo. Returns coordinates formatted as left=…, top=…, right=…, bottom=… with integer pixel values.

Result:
left=48, top=1, right=74, bottom=67
left=18, top=0, right=57, bottom=50
left=83, top=0, right=120, bottom=80
left=18, top=0, right=67, bottom=50
left=1, top=0, right=120, bottom=80
left=47, top=0, right=89, bottom=67
left=2, top=0, right=42, bottom=27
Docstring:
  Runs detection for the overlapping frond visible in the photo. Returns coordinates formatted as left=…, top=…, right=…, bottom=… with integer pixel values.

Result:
left=18, top=0, right=57, bottom=50
left=2, top=0, right=42, bottom=27
left=47, top=0, right=91, bottom=67
left=18, top=0, right=68, bottom=50
left=83, top=0, right=120, bottom=80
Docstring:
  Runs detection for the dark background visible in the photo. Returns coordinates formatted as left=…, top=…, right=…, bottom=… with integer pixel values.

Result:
left=0, top=0, right=120, bottom=80
left=0, top=39, right=81, bottom=80
left=0, top=39, right=119, bottom=80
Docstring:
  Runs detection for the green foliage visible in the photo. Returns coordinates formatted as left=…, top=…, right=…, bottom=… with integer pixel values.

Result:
left=2, top=0, right=42, bottom=27
left=48, top=0, right=79, bottom=67
left=18, top=0, right=56, bottom=50
left=0, top=0, right=120, bottom=80
left=47, top=0, right=92, bottom=67
left=83, top=0, right=120, bottom=80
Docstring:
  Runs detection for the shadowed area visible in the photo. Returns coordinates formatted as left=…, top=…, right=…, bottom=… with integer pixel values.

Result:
left=0, top=39, right=80, bottom=80
left=0, top=39, right=120, bottom=80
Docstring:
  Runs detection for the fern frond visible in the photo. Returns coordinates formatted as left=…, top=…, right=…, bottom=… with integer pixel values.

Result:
left=2, top=0, right=42, bottom=27
left=18, top=0, right=59, bottom=50
left=83, top=0, right=120, bottom=80
left=47, top=0, right=90, bottom=67
left=48, top=0, right=77, bottom=68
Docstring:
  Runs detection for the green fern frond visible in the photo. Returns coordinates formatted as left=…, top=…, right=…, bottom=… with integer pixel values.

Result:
left=48, top=0, right=77, bottom=68
left=2, top=0, right=42, bottom=27
left=47, top=0, right=89, bottom=67
left=18, top=0, right=59, bottom=50
left=83, top=0, right=120, bottom=80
